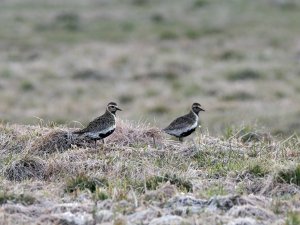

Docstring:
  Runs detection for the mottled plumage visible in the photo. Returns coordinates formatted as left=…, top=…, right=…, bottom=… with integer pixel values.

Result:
left=163, top=103, right=205, bottom=142
left=73, top=102, right=122, bottom=147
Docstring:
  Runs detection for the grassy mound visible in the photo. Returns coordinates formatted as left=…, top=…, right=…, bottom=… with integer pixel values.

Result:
left=30, top=130, right=75, bottom=156
left=0, top=121, right=299, bottom=224
left=4, top=155, right=46, bottom=181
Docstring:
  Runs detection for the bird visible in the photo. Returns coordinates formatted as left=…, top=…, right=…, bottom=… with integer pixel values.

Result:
left=163, top=102, right=205, bottom=142
left=73, top=102, right=122, bottom=147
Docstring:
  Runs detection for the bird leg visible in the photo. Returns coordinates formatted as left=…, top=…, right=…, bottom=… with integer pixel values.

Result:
left=102, top=139, right=105, bottom=144
left=94, top=140, right=97, bottom=149
left=178, top=137, right=183, bottom=142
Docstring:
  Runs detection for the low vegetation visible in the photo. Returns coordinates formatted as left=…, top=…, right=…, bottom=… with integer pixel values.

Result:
left=0, top=0, right=300, bottom=224
left=0, top=121, right=299, bottom=224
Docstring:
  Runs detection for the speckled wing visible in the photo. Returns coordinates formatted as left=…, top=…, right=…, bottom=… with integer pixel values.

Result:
left=163, top=114, right=194, bottom=131
left=74, top=113, right=111, bottom=134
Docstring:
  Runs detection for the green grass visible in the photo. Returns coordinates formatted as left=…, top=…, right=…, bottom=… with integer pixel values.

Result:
left=65, top=174, right=109, bottom=193
left=202, top=184, right=227, bottom=198
left=286, top=212, right=300, bottom=225
left=0, top=192, right=35, bottom=205
left=277, top=165, right=300, bottom=186
left=226, top=69, right=263, bottom=81
left=132, top=174, right=193, bottom=193
left=247, top=161, right=270, bottom=177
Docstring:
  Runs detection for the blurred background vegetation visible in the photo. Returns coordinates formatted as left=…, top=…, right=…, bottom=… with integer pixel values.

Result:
left=0, top=0, right=299, bottom=137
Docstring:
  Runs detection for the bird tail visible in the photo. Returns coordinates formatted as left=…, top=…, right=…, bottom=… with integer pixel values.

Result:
left=73, top=129, right=85, bottom=135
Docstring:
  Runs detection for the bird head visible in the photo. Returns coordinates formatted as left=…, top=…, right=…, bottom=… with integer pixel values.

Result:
left=191, top=102, right=205, bottom=115
left=107, top=102, right=122, bottom=114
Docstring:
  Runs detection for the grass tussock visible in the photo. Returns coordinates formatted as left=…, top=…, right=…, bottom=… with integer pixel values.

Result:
left=145, top=174, right=193, bottom=192
left=107, top=120, right=163, bottom=148
left=65, top=174, right=109, bottom=193
left=0, top=121, right=299, bottom=224
left=0, top=192, right=35, bottom=205
left=277, top=165, right=300, bottom=186
left=30, top=130, right=74, bottom=155
left=4, top=155, right=46, bottom=181
left=227, top=69, right=263, bottom=81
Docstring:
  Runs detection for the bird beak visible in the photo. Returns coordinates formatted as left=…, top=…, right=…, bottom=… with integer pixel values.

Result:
left=116, top=107, right=122, bottom=111
left=200, top=107, right=205, bottom=112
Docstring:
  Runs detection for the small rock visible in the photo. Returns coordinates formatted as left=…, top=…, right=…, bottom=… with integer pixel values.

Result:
left=127, top=208, right=161, bottom=224
left=227, top=205, right=275, bottom=221
left=207, top=195, right=248, bottom=211
left=97, top=199, right=113, bottom=210
left=39, top=212, right=93, bottom=225
left=144, top=183, right=177, bottom=203
left=95, top=210, right=113, bottom=223
left=227, top=217, right=258, bottom=225
left=149, top=215, right=189, bottom=225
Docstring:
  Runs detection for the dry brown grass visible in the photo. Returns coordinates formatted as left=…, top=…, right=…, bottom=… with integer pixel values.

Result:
left=0, top=120, right=299, bottom=224
left=4, top=154, right=46, bottom=181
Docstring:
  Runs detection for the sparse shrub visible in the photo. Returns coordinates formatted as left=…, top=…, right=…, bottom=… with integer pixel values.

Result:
left=133, top=69, right=179, bottom=81
left=54, top=12, right=80, bottom=31
left=148, top=105, right=170, bottom=114
left=222, top=126, right=235, bottom=140
left=277, top=165, right=300, bottom=186
left=222, top=91, right=255, bottom=101
left=240, top=132, right=261, bottom=143
left=227, top=69, right=263, bottom=81
left=286, top=211, right=300, bottom=225
left=150, top=70, right=178, bottom=80
left=132, top=0, right=148, bottom=6
left=72, top=69, right=107, bottom=80
left=203, top=184, right=227, bottom=197
left=193, top=0, right=208, bottom=8
left=193, top=149, right=245, bottom=177
left=248, top=162, right=269, bottom=177
left=1, top=68, right=12, bottom=78
left=146, top=174, right=193, bottom=192
left=121, top=22, right=135, bottom=32
left=183, top=84, right=201, bottom=97
left=185, top=29, right=201, bottom=40
left=159, top=30, right=179, bottom=40
left=201, top=26, right=223, bottom=35
left=218, top=50, right=244, bottom=61
left=275, top=91, right=286, bottom=98
left=145, top=176, right=164, bottom=190
left=151, top=13, right=165, bottom=23
left=145, top=89, right=159, bottom=97
left=65, top=174, right=108, bottom=193
left=94, top=187, right=110, bottom=200
left=0, top=192, right=35, bottom=205
left=20, top=80, right=35, bottom=91
left=119, top=94, right=134, bottom=104
left=4, top=155, right=46, bottom=181
left=274, top=1, right=299, bottom=10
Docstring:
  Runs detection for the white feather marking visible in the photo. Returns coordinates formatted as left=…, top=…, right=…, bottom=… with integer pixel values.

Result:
left=84, top=124, right=116, bottom=138
left=167, top=113, right=199, bottom=136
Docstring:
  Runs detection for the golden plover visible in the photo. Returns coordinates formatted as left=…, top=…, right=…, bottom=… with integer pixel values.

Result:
left=73, top=102, right=122, bottom=147
left=163, top=102, right=205, bottom=142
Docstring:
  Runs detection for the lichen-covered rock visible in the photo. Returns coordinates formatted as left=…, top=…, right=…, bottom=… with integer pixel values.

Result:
left=95, top=210, right=114, bottom=223
left=38, top=212, right=93, bottom=225
left=226, top=217, right=258, bottom=225
left=149, top=215, right=189, bottom=225
left=127, top=208, right=161, bottom=224
left=227, top=205, right=276, bottom=221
